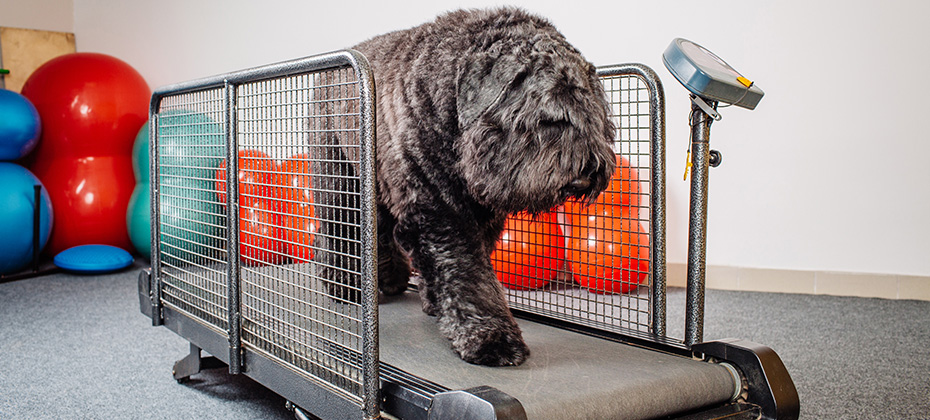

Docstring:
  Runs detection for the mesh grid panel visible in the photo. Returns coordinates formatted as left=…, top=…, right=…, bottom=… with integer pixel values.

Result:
left=235, top=67, right=367, bottom=402
left=156, top=89, right=230, bottom=332
left=496, top=73, right=656, bottom=335
left=153, top=55, right=374, bottom=409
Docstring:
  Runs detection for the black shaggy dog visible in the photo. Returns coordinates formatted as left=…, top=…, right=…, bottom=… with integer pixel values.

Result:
left=315, top=8, right=617, bottom=366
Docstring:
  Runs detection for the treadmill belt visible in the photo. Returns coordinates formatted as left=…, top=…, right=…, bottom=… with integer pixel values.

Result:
left=379, top=292, right=738, bottom=419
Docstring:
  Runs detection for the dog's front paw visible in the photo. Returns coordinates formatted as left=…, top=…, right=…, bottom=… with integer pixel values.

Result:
left=417, top=287, right=440, bottom=317
left=379, top=280, right=408, bottom=297
left=450, top=320, right=530, bottom=367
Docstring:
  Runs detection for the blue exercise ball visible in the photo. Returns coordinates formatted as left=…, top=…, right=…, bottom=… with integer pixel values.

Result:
left=0, top=89, right=42, bottom=161
left=0, top=163, right=54, bottom=274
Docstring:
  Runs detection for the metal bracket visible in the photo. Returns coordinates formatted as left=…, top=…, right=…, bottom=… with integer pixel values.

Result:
left=173, top=343, right=226, bottom=383
left=137, top=268, right=164, bottom=326
left=691, top=95, right=722, bottom=121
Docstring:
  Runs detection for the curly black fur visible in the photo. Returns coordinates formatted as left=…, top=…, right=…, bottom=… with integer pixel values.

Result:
left=319, top=8, right=616, bottom=366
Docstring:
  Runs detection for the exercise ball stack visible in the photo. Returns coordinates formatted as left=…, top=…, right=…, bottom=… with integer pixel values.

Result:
left=21, top=53, right=150, bottom=256
left=0, top=89, right=53, bottom=274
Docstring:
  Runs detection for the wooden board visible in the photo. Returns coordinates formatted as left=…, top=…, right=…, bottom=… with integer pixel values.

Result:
left=0, top=27, right=76, bottom=92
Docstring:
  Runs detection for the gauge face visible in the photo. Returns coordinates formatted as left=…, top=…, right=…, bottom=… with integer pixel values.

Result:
left=662, top=38, right=764, bottom=110
left=678, top=39, right=743, bottom=79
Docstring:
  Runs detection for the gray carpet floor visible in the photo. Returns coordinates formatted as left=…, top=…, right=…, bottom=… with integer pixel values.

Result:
left=1, top=263, right=927, bottom=419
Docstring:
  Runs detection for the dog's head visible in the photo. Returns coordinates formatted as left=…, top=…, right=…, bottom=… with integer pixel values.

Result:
left=456, top=29, right=617, bottom=215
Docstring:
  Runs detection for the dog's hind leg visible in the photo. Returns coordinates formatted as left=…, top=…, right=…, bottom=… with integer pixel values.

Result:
left=395, top=208, right=529, bottom=366
left=310, top=70, right=370, bottom=303
left=312, top=144, right=362, bottom=303
left=377, top=204, right=411, bottom=296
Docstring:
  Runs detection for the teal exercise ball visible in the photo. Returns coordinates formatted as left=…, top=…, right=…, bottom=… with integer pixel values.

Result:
left=159, top=175, right=224, bottom=267
left=0, top=163, right=54, bottom=274
left=132, top=121, right=150, bottom=183
left=128, top=123, right=151, bottom=258
left=127, top=185, right=150, bottom=258
left=154, top=111, right=225, bottom=266
left=157, top=109, right=225, bottom=180
left=129, top=111, right=227, bottom=264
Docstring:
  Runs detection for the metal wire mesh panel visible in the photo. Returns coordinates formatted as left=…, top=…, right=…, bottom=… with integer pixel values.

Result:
left=236, top=67, right=368, bottom=403
left=151, top=51, right=378, bottom=418
left=495, top=69, right=661, bottom=337
left=155, top=89, right=229, bottom=332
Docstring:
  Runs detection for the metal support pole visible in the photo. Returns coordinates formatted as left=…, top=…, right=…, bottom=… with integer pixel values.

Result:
left=352, top=50, right=382, bottom=420
left=32, top=185, right=41, bottom=272
left=684, top=97, right=716, bottom=347
left=149, top=113, right=164, bottom=326
left=225, top=81, right=243, bottom=375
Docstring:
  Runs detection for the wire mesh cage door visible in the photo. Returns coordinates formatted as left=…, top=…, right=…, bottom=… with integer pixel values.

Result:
left=493, top=64, right=668, bottom=342
left=150, top=50, right=380, bottom=420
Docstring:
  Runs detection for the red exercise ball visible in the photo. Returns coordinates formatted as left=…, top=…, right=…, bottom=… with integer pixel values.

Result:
left=568, top=207, right=649, bottom=294
left=21, top=53, right=150, bottom=160
left=21, top=53, right=149, bottom=255
left=30, top=156, right=136, bottom=254
left=491, top=211, right=564, bottom=290
left=612, top=155, right=642, bottom=208
left=276, top=154, right=318, bottom=263
left=239, top=197, right=289, bottom=266
left=215, top=149, right=275, bottom=205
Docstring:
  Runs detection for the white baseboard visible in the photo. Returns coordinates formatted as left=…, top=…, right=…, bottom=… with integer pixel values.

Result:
left=665, top=263, right=930, bottom=301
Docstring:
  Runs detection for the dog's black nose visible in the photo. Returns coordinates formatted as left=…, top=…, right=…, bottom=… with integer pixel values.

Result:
left=564, top=177, right=591, bottom=194
left=570, top=177, right=591, bottom=191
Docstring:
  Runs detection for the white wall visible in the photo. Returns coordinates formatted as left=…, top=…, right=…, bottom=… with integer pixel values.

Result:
left=59, top=0, right=929, bottom=279
left=0, top=0, right=73, bottom=32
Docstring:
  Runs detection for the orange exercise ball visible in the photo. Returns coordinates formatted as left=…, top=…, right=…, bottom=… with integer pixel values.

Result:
left=568, top=206, right=649, bottom=294
left=275, top=154, right=318, bottom=263
left=214, top=149, right=275, bottom=205
left=491, top=211, right=564, bottom=290
left=238, top=197, right=289, bottom=266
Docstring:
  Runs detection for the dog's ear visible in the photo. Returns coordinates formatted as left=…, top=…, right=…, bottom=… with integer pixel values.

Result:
left=457, top=52, right=528, bottom=128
